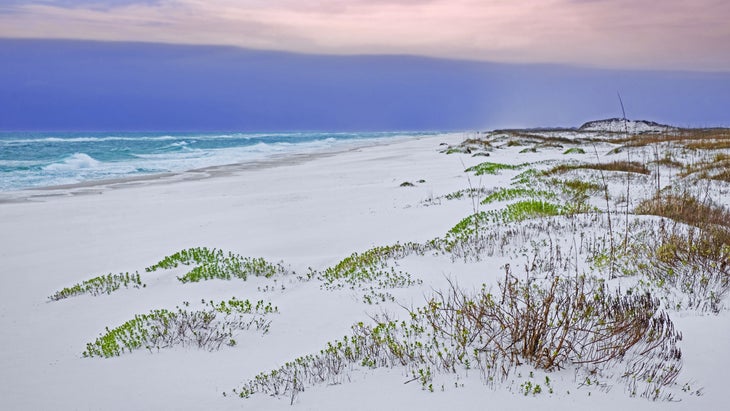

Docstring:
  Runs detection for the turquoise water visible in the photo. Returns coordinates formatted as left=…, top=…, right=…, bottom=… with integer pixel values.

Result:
left=0, top=131, right=438, bottom=191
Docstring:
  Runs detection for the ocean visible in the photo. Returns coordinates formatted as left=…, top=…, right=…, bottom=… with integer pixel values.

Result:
left=0, top=131, right=440, bottom=192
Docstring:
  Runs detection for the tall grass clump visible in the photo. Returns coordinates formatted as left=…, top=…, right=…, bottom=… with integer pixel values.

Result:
left=680, top=153, right=730, bottom=182
left=636, top=194, right=730, bottom=312
left=234, top=271, right=681, bottom=401
left=50, top=272, right=144, bottom=301
left=83, top=298, right=278, bottom=358
left=546, top=161, right=650, bottom=176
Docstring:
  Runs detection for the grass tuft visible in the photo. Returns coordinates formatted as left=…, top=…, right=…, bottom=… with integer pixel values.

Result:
left=83, top=298, right=278, bottom=358
left=50, top=272, right=144, bottom=300
left=465, top=162, right=524, bottom=176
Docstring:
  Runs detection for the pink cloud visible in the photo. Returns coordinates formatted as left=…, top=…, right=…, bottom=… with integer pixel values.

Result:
left=1, top=0, right=728, bottom=70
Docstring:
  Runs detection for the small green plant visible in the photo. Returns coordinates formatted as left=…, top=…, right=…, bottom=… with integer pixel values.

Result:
left=499, top=200, right=562, bottom=222
left=563, top=147, right=586, bottom=154
left=318, top=243, right=425, bottom=291
left=83, top=298, right=277, bottom=358
left=145, top=247, right=223, bottom=271
left=511, top=168, right=541, bottom=186
left=50, top=272, right=144, bottom=300
left=146, top=247, right=290, bottom=283
left=464, top=161, right=524, bottom=176
left=481, top=188, right=557, bottom=205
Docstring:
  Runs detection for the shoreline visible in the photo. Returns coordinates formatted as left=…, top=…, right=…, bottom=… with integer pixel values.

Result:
left=0, top=133, right=451, bottom=204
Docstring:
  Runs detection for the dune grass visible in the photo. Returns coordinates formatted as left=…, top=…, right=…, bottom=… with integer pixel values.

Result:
left=83, top=298, right=278, bottom=358
left=146, top=247, right=290, bottom=283
left=50, top=272, right=144, bottom=301
left=546, top=161, right=650, bottom=176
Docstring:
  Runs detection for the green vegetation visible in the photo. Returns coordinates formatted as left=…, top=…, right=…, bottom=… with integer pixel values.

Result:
left=636, top=193, right=730, bottom=312
left=481, top=187, right=557, bottom=205
left=178, top=257, right=286, bottom=283
left=449, top=200, right=562, bottom=233
left=500, top=200, right=561, bottom=221
left=83, top=298, right=277, bottom=358
left=319, top=243, right=424, bottom=290
left=464, top=161, right=525, bottom=176
left=511, top=168, right=541, bottom=186
left=146, top=247, right=289, bottom=283
left=235, top=273, right=681, bottom=401
left=145, top=247, right=222, bottom=271
left=563, top=147, right=586, bottom=154
left=50, top=272, right=144, bottom=301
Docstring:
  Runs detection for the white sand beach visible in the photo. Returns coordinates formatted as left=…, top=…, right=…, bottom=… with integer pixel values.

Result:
left=1, top=131, right=728, bottom=410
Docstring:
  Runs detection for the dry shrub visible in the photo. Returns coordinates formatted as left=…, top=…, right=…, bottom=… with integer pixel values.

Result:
left=652, top=157, right=683, bottom=168
left=684, top=140, right=730, bottom=150
left=649, top=227, right=730, bottom=312
left=423, top=269, right=682, bottom=400
left=637, top=194, right=730, bottom=312
left=636, top=194, right=730, bottom=236
left=680, top=153, right=730, bottom=182
left=237, top=269, right=683, bottom=401
left=462, top=138, right=493, bottom=148
left=617, top=128, right=730, bottom=147
left=546, top=161, right=650, bottom=176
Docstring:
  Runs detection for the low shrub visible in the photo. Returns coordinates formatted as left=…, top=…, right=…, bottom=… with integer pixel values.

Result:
left=83, top=298, right=277, bottom=358
left=50, top=272, right=144, bottom=300
left=146, top=247, right=290, bottom=283
left=465, top=162, right=524, bottom=176
left=319, top=243, right=426, bottom=290
left=234, top=272, right=681, bottom=401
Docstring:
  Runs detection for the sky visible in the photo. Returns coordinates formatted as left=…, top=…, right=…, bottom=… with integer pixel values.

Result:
left=1, top=0, right=729, bottom=71
left=1, top=1, right=729, bottom=131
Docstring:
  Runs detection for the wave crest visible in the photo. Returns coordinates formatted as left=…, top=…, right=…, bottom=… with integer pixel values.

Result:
left=43, top=153, right=101, bottom=171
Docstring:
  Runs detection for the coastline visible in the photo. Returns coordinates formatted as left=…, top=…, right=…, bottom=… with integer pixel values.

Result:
left=0, top=133, right=446, bottom=204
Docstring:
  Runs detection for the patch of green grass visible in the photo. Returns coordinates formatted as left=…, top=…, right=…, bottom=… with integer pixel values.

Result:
left=558, top=179, right=602, bottom=194
left=83, top=298, right=278, bottom=358
left=465, top=161, right=524, bottom=176
left=500, top=200, right=562, bottom=222
left=146, top=247, right=289, bottom=283
left=319, top=243, right=424, bottom=290
left=511, top=168, right=542, bottom=186
left=443, top=147, right=470, bottom=154
left=146, top=247, right=223, bottom=271
left=444, top=200, right=563, bottom=249
left=563, top=147, right=586, bottom=154
left=178, top=257, right=287, bottom=283
left=50, top=272, right=144, bottom=301
left=481, top=188, right=557, bottom=205
left=443, top=187, right=489, bottom=200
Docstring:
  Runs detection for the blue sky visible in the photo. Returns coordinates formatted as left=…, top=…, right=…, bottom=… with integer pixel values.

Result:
left=1, top=1, right=728, bottom=131
left=1, top=39, right=728, bottom=131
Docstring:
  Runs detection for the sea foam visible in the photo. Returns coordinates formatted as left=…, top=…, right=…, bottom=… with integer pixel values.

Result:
left=43, top=153, right=102, bottom=171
